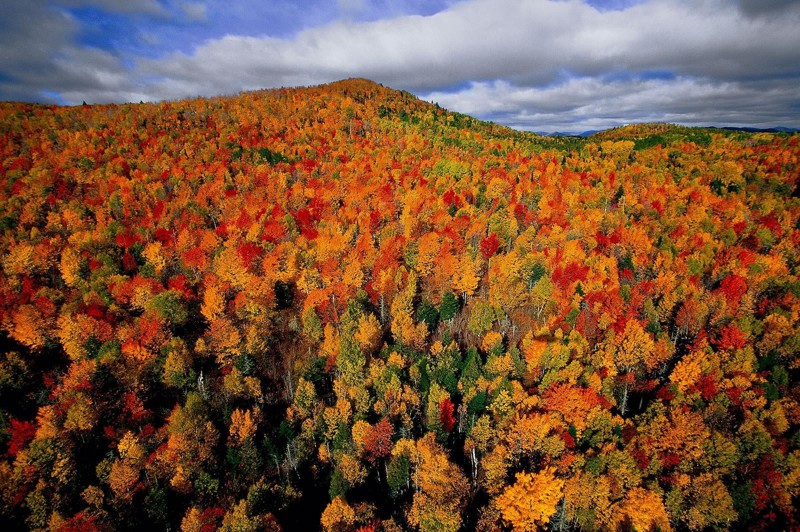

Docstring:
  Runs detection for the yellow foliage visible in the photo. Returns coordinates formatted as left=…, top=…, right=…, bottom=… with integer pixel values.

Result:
left=453, top=252, right=480, bottom=298
left=391, top=310, right=426, bottom=350
left=3, top=242, right=35, bottom=276
left=9, top=304, right=47, bottom=350
left=612, top=487, right=672, bottom=532
left=613, top=319, right=654, bottom=372
left=409, top=433, right=469, bottom=532
left=321, top=497, right=356, bottom=531
left=338, top=453, right=366, bottom=486
left=342, top=260, right=364, bottom=288
left=504, top=413, right=554, bottom=458
left=354, top=313, right=382, bottom=353
left=143, top=241, right=166, bottom=275
left=482, top=331, right=503, bottom=353
left=201, top=282, right=226, bottom=322
left=522, top=332, right=549, bottom=373
left=215, top=244, right=251, bottom=291
left=670, top=352, right=703, bottom=393
left=59, top=247, right=82, bottom=287
left=229, top=408, right=257, bottom=444
left=220, top=499, right=262, bottom=532
left=63, top=393, right=97, bottom=432
left=351, top=420, right=371, bottom=455
left=496, top=467, right=564, bottom=531
left=482, top=445, right=510, bottom=496
left=322, top=323, right=340, bottom=361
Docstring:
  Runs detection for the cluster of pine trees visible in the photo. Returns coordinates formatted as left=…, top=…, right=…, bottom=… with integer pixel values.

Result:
left=0, top=79, right=799, bottom=530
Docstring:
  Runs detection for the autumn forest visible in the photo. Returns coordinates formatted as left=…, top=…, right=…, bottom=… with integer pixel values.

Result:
left=0, top=78, right=799, bottom=531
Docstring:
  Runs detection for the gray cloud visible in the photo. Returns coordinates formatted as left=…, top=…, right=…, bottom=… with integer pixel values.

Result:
left=0, top=1, right=147, bottom=103
left=735, top=0, right=800, bottom=18
left=179, top=1, right=207, bottom=21
left=422, top=76, right=800, bottom=133
left=54, top=0, right=167, bottom=15
left=0, top=0, right=798, bottom=132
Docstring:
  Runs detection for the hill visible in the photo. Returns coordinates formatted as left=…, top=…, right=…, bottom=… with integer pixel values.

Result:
left=1, top=79, right=799, bottom=530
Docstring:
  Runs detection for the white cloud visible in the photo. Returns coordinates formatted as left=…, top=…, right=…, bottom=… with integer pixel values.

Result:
left=0, top=0, right=798, bottom=131
left=139, top=0, right=800, bottom=91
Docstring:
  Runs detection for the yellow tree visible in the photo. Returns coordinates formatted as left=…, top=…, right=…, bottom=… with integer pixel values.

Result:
left=611, top=487, right=672, bottom=532
left=108, top=432, right=146, bottom=502
left=496, top=467, right=564, bottom=531
left=320, top=496, right=356, bottom=531
left=610, top=319, right=654, bottom=414
left=354, top=312, right=382, bottom=353
left=409, top=433, right=469, bottom=532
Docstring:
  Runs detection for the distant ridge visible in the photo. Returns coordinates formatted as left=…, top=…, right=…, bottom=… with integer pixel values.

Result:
left=541, top=124, right=799, bottom=138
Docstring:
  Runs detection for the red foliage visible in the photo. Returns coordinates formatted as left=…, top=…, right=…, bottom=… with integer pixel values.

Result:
left=261, top=220, right=286, bottom=244
left=631, top=448, right=650, bottom=470
left=115, top=231, right=139, bottom=249
left=759, top=213, right=783, bottom=238
left=168, top=274, right=194, bottom=299
left=152, top=200, right=165, bottom=220
left=439, top=398, right=455, bottom=432
left=661, top=452, right=681, bottom=468
left=718, top=275, right=748, bottom=310
left=122, top=251, right=138, bottom=272
left=714, top=323, right=748, bottom=351
left=6, top=418, right=37, bottom=457
left=354, top=522, right=379, bottom=532
left=198, top=507, right=226, bottom=532
left=551, top=261, right=590, bottom=291
left=363, top=419, right=394, bottom=462
left=56, top=511, right=102, bottom=532
left=122, top=391, right=150, bottom=425
left=479, top=232, right=501, bottom=259
left=725, top=387, right=743, bottom=407
left=442, top=188, right=460, bottom=207
left=237, top=242, right=262, bottom=269
left=695, top=374, right=718, bottom=401
left=294, top=208, right=319, bottom=240
left=656, top=386, right=676, bottom=402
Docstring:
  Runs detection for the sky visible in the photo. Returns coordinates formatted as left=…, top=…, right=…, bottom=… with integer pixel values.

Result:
left=1, top=0, right=799, bottom=133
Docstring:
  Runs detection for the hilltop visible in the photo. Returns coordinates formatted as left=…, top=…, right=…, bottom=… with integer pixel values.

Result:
left=0, top=79, right=799, bottom=531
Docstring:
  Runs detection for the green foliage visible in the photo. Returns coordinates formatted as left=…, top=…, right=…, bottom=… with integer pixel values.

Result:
left=417, top=300, right=439, bottom=328
left=386, top=454, right=410, bottom=497
left=329, top=468, right=349, bottom=499
left=439, top=291, right=459, bottom=322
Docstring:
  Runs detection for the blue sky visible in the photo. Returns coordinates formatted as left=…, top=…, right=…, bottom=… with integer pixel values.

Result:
left=1, top=0, right=798, bottom=132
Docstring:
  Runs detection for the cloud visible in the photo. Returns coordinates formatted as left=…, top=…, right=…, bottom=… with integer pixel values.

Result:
left=422, top=76, right=800, bottom=133
left=54, top=0, right=167, bottom=16
left=139, top=0, right=800, bottom=91
left=337, top=0, right=368, bottom=15
left=179, top=1, right=207, bottom=21
left=735, top=0, right=800, bottom=18
left=0, top=0, right=798, bottom=131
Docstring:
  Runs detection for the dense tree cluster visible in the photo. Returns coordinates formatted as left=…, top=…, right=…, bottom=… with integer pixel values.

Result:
left=1, top=78, right=799, bottom=530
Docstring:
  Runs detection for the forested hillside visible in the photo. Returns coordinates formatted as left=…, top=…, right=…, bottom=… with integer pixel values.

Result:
left=1, top=78, right=799, bottom=530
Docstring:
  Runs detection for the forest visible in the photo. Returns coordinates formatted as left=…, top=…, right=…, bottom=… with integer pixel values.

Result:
left=0, top=78, right=799, bottom=531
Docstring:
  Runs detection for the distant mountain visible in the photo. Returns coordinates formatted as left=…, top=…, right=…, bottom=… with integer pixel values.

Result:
left=542, top=124, right=799, bottom=138
left=710, top=126, right=800, bottom=134
left=537, top=130, right=599, bottom=137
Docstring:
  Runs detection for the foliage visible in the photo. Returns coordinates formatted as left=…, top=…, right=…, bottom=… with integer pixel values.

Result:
left=0, top=79, right=798, bottom=530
